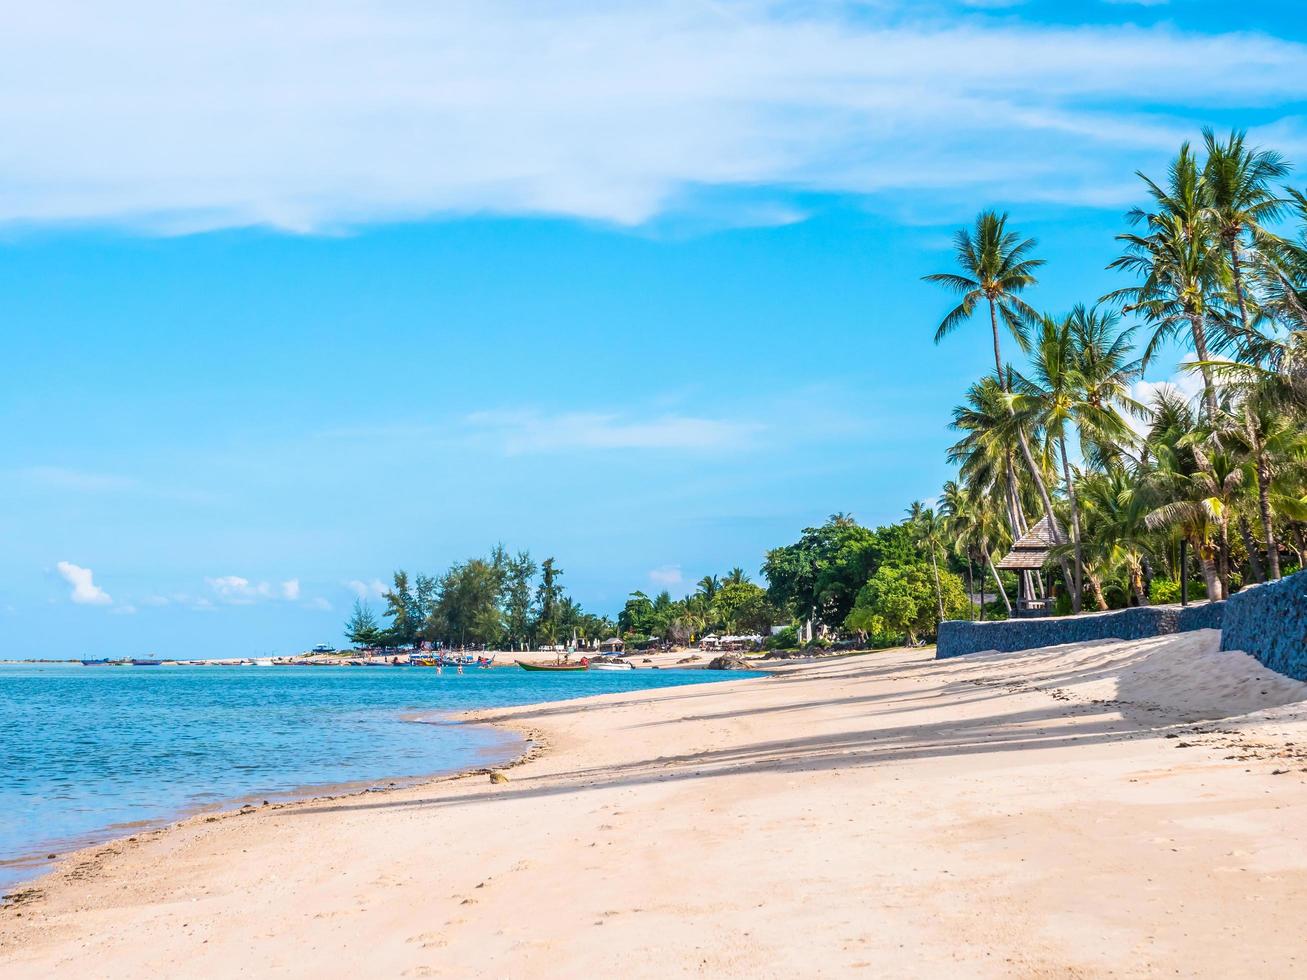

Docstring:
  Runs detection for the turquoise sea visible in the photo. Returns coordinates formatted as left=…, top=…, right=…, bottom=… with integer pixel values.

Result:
left=0, top=663, right=752, bottom=890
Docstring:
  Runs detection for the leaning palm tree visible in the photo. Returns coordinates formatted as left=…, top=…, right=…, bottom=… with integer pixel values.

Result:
left=1107, top=144, right=1231, bottom=421
left=924, top=210, right=1044, bottom=379
left=926, top=212, right=1064, bottom=546
left=1201, top=127, right=1290, bottom=331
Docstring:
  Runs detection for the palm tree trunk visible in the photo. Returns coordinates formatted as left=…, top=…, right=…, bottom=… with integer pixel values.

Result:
left=965, top=559, right=976, bottom=621
left=1058, top=436, right=1084, bottom=613
left=984, top=544, right=1012, bottom=614
left=928, top=549, right=945, bottom=621
left=1188, top=311, right=1220, bottom=421
left=1239, top=516, right=1265, bottom=584
left=1249, top=426, right=1282, bottom=581
left=1087, top=573, right=1108, bottom=612
left=1230, top=241, right=1251, bottom=333
left=988, top=297, right=1004, bottom=380
left=1199, top=551, right=1221, bottom=601
left=1131, top=560, right=1148, bottom=607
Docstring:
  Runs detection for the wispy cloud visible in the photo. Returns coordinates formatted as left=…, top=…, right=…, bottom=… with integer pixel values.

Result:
left=465, top=410, right=762, bottom=455
left=56, top=561, right=113, bottom=605
left=346, top=579, right=389, bottom=599
left=648, top=564, right=684, bottom=587
left=205, top=575, right=313, bottom=606
left=1, top=2, right=1303, bottom=231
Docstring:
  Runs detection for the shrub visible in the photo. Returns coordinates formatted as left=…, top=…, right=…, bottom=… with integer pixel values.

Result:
left=765, top=625, right=800, bottom=650
left=1149, top=577, right=1206, bottom=604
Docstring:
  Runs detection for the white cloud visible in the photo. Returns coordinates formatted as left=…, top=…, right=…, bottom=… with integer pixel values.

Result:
left=110, top=604, right=138, bottom=615
left=206, top=575, right=310, bottom=604
left=306, top=596, right=333, bottom=611
left=56, top=561, right=113, bottom=605
left=347, top=579, right=389, bottom=599
left=649, top=564, right=684, bottom=587
left=466, top=410, right=761, bottom=455
left=1, top=2, right=1304, bottom=231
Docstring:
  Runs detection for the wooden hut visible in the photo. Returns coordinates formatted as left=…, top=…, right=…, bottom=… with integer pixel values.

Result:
left=996, top=515, right=1062, bottom=616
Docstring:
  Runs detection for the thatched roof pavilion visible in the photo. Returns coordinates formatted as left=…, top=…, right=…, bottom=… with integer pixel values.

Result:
left=997, top=515, right=1061, bottom=571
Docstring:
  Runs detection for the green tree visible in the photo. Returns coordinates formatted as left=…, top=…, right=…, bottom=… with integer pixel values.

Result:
left=381, top=570, right=419, bottom=647
left=533, top=557, right=564, bottom=643
left=713, top=581, right=777, bottom=635
left=344, top=599, right=383, bottom=648
left=501, top=550, right=538, bottom=650
left=763, top=515, right=909, bottom=633
left=845, top=562, right=968, bottom=646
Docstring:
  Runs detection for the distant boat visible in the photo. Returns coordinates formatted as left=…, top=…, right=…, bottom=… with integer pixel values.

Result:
left=79, top=659, right=111, bottom=667
left=516, top=660, right=588, bottom=672
left=588, top=659, right=634, bottom=671
left=130, top=658, right=163, bottom=667
left=252, top=659, right=275, bottom=667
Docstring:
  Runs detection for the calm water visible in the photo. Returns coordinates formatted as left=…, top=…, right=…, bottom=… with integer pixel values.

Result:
left=0, top=663, right=752, bottom=890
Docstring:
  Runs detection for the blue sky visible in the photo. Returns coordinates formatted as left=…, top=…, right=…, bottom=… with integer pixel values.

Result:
left=4, top=0, right=1306, bottom=657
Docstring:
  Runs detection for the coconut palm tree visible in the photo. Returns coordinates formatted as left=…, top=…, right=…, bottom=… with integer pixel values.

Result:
left=695, top=575, right=720, bottom=604
left=724, top=567, right=750, bottom=585
left=1201, top=127, right=1290, bottom=331
left=906, top=503, right=947, bottom=621
left=924, top=210, right=1044, bottom=378
left=1108, top=144, right=1231, bottom=421
left=1014, top=307, right=1140, bottom=611
left=1078, top=465, right=1154, bottom=607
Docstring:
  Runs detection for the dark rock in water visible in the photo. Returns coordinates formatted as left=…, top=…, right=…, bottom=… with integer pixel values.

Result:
left=707, top=655, right=751, bottom=670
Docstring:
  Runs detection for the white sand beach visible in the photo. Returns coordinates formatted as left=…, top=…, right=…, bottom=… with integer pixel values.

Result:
left=4, top=630, right=1307, bottom=978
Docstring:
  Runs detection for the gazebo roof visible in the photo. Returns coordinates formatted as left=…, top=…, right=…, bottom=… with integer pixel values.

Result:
left=996, top=515, right=1062, bottom=570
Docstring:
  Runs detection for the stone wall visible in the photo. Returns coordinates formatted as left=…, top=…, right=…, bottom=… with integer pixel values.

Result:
left=1219, top=570, right=1307, bottom=682
left=936, top=600, right=1226, bottom=660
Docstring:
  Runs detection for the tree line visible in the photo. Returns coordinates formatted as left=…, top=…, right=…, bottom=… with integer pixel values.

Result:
left=343, top=547, right=614, bottom=650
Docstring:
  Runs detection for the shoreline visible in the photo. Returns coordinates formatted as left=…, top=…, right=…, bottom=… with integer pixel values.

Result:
left=0, top=657, right=769, bottom=897
left=7, top=636, right=1307, bottom=976
left=0, top=715, right=531, bottom=897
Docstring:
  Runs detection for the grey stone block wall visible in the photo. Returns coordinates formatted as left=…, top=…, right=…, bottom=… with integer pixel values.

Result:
left=1219, top=570, right=1307, bottom=682
left=937, top=601, right=1226, bottom=660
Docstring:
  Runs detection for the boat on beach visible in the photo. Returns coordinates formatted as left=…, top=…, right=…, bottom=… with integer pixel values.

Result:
left=587, top=658, right=635, bottom=671
left=515, top=659, right=588, bottom=672
left=130, top=658, right=163, bottom=667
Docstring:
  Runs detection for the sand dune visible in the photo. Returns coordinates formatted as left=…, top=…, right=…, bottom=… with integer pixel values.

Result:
left=4, top=630, right=1307, bottom=978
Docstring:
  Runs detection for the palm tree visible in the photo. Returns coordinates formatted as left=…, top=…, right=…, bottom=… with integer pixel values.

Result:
left=695, top=575, right=720, bottom=603
left=1201, top=127, right=1290, bottom=331
left=907, top=503, right=947, bottom=621
left=924, top=210, right=1044, bottom=378
left=1141, top=394, right=1235, bottom=600
left=939, top=479, right=1011, bottom=617
left=1108, top=144, right=1230, bottom=420
left=1078, top=465, right=1154, bottom=607
left=1016, top=307, right=1141, bottom=611
left=724, top=567, right=750, bottom=585
left=925, top=212, right=1065, bottom=549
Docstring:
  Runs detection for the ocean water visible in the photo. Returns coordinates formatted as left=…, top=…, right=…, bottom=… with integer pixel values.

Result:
left=0, top=662, right=754, bottom=890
